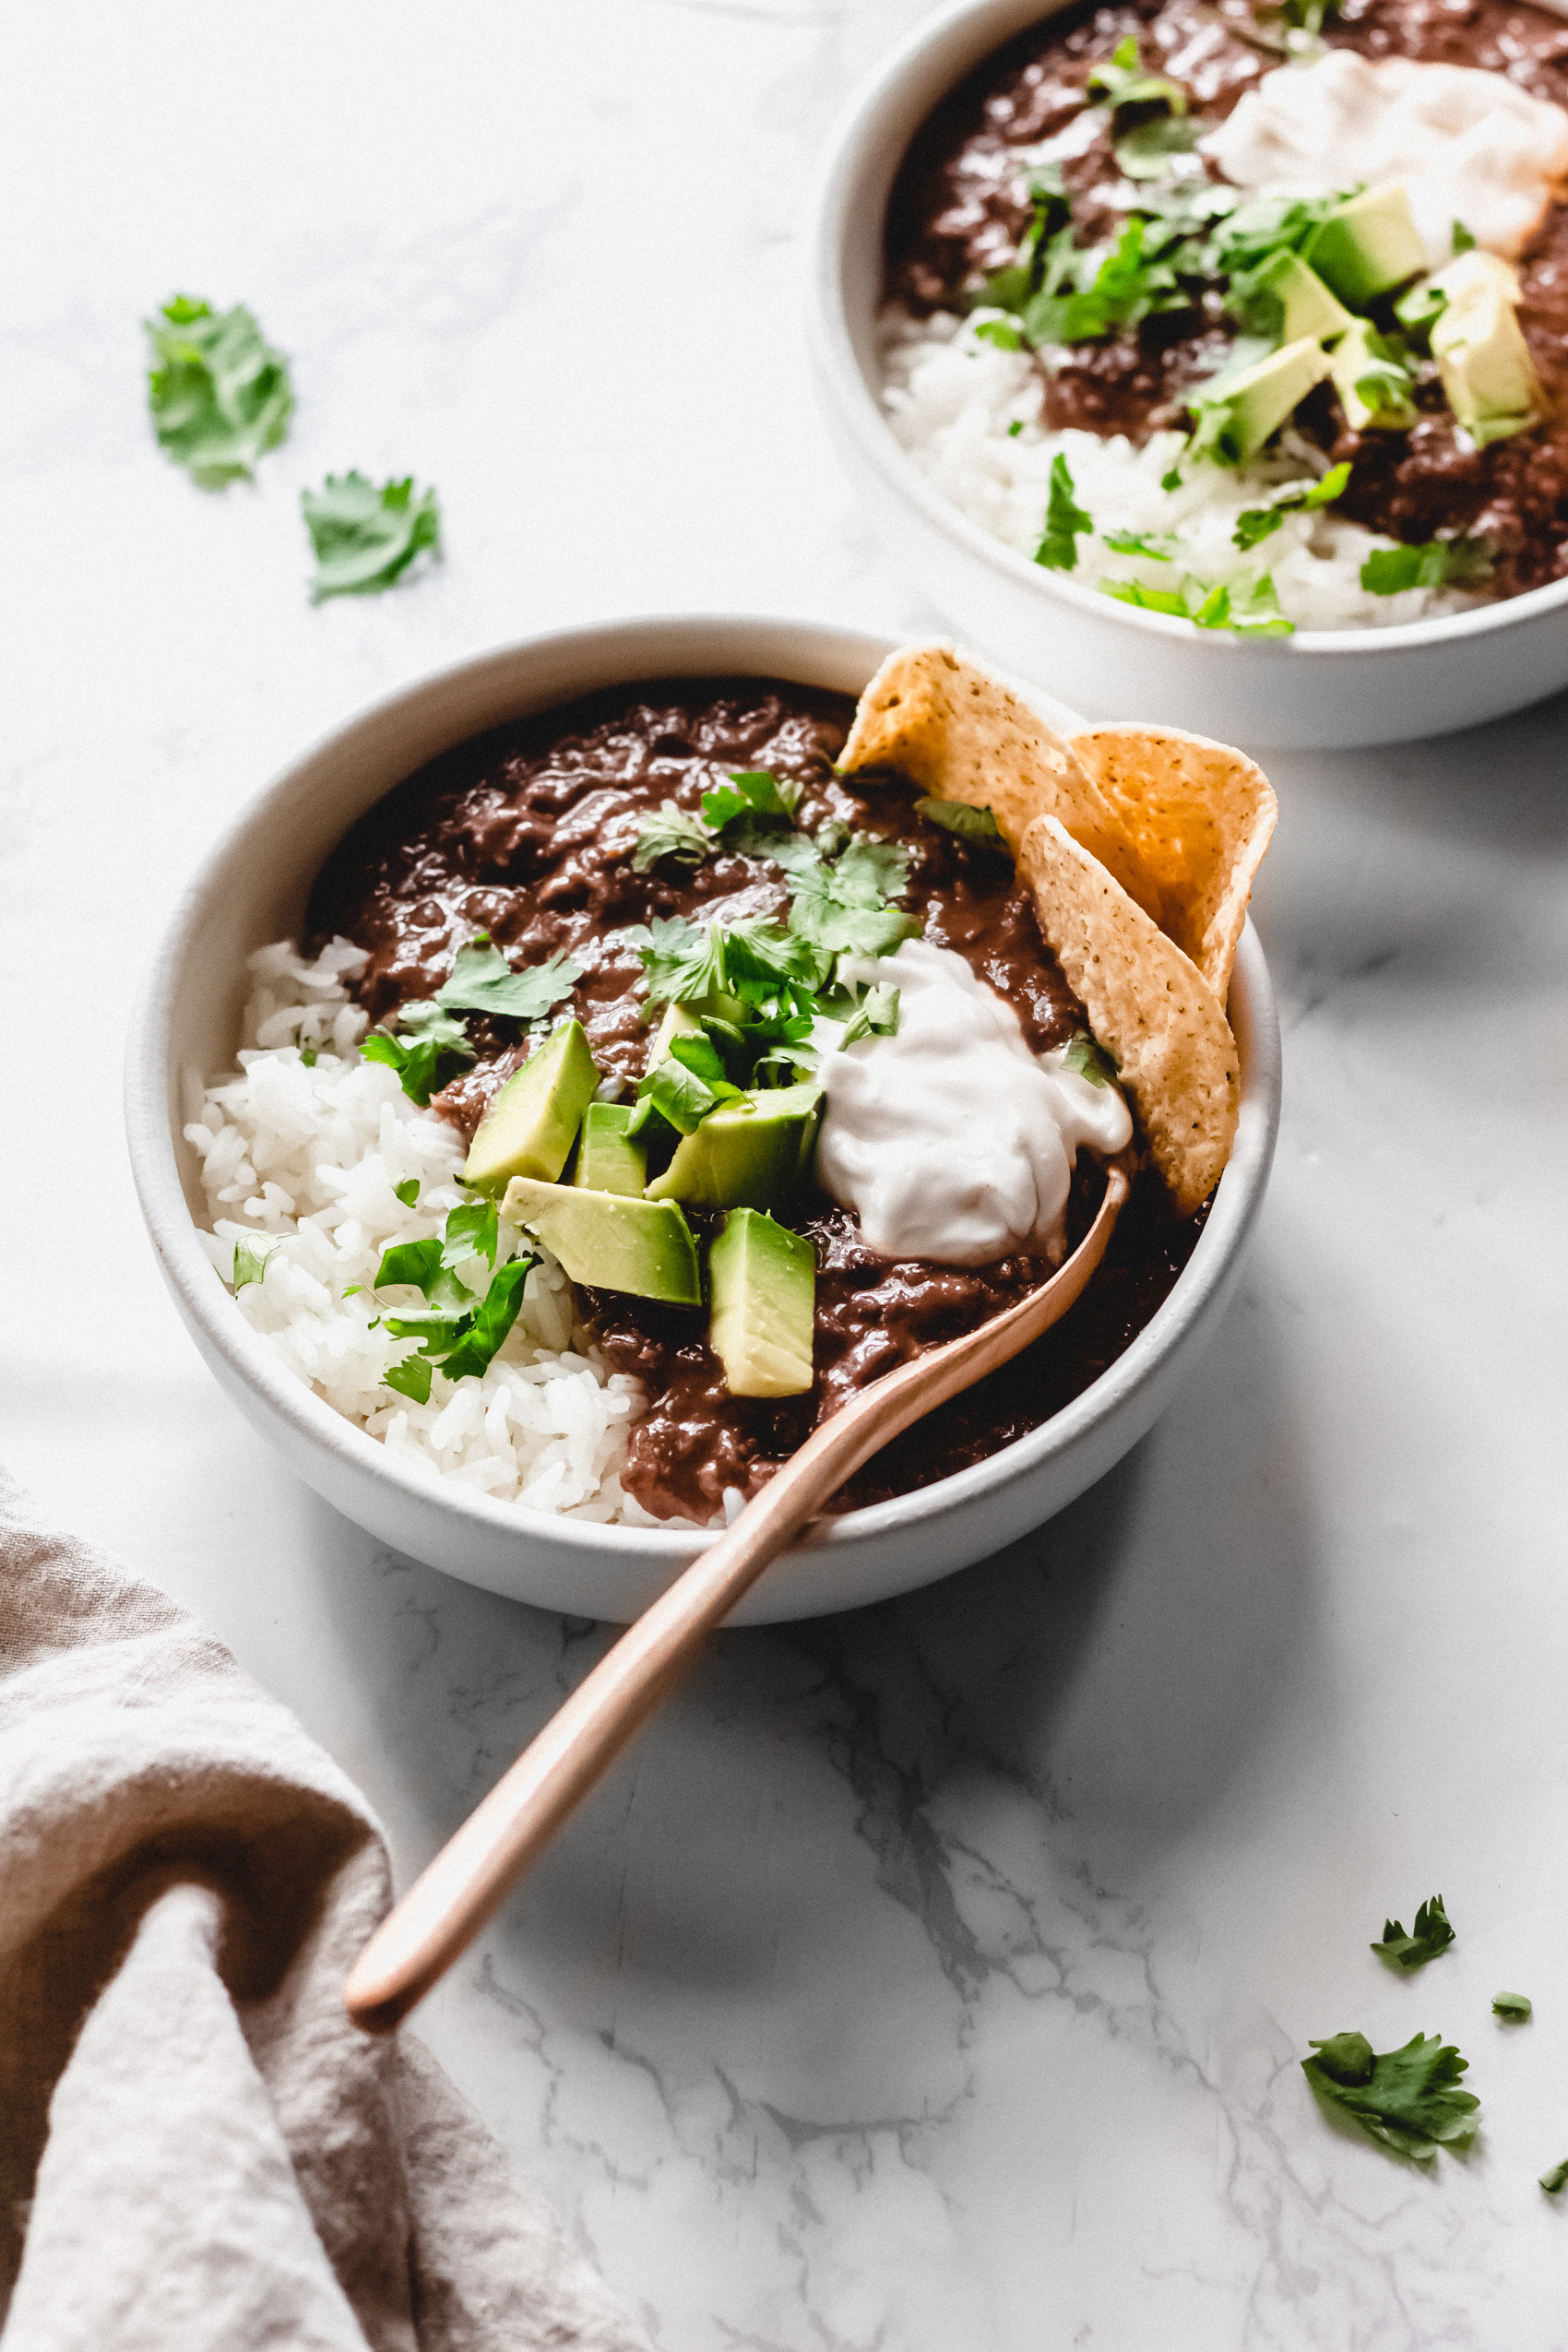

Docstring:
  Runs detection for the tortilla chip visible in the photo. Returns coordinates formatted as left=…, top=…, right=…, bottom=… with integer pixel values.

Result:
left=1017, top=815, right=1240, bottom=1218
left=1069, top=723, right=1277, bottom=1001
left=839, top=643, right=1159, bottom=919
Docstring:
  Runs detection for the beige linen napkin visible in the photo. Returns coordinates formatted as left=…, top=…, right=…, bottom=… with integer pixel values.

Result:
left=0, top=1464, right=647, bottom=2352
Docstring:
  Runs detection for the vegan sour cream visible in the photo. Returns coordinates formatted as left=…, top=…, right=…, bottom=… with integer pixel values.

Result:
left=1205, top=50, right=1568, bottom=267
left=814, top=940, right=1132, bottom=1266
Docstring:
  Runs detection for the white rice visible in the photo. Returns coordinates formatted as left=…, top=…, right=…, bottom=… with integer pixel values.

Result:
left=880, top=303, right=1490, bottom=632
left=184, top=937, right=718, bottom=1529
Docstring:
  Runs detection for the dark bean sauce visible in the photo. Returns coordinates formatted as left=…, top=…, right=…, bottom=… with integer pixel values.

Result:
left=310, top=682, right=1203, bottom=1520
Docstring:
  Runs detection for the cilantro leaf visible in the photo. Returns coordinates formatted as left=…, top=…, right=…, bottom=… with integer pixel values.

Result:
left=145, top=295, right=293, bottom=489
left=440, top=1196, right=501, bottom=1275
left=384, top=1355, right=433, bottom=1406
left=374, top=1237, right=446, bottom=1294
left=974, top=317, right=1025, bottom=350
left=1036, top=453, right=1095, bottom=572
left=1232, top=463, right=1350, bottom=550
left=627, top=1056, right=719, bottom=1138
left=633, top=800, right=714, bottom=873
left=616, top=914, right=821, bottom=1007
left=232, top=1235, right=274, bottom=1289
left=1210, top=190, right=1352, bottom=282
left=837, top=984, right=901, bottom=1048
left=393, top=1179, right=420, bottom=1207
left=1453, top=219, right=1477, bottom=255
left=1101, top=577, right=1191, bottom=618
left=1102, top=528, right=1175, bottom=559
left=1024, top=218, right=1185, bottom=348
left=302, top=471, right=441, bottom=602
left=434, top=1256, right=532, bottom=1381
left=1115, top=114, right=1201, bottom=180
left=361, top=1000, right=475, bottom=1106
left=435, top=935, right=580, bottom=1023
left=1087, top=35, right=1187, bottom=115
left=1064, top=1030, right=1118, bottom=1087
left=1493, top=1991, right=1532, bottom=2021
left=1361, top=539, right=1492, bottom=595
left=1302, top=2030, right=1479, bottom=2160
left=1395, top=277, right=1449, bottom=344
left=1372, top=1895, right=1455, bottom=1970
left=701, top=769, right=802, bottom=829
left=1541, top=2159, right=1568, bottom=2194
left=914, top=797, right=1006, bottom=848
left=1100, top=573, right=1294, bottom=636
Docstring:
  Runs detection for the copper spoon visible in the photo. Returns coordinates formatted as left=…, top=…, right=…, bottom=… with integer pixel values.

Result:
left=343, top=1161, right=1130, bottom=2033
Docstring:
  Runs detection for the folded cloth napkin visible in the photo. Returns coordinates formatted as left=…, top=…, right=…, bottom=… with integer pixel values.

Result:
left=0, top=1465, right=647, bottom=2352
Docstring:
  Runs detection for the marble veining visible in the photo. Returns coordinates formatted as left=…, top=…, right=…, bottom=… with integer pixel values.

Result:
left=2, top=3, right=1566, bottom=2346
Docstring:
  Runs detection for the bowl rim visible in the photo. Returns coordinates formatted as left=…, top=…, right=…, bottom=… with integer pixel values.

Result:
left=125, top=611, right=1281, bottom=1567
left=808, top=0, right=1568, bottom=660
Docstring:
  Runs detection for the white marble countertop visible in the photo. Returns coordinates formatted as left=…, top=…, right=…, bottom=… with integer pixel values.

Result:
left=4, top=3, right=1568, bottom=2345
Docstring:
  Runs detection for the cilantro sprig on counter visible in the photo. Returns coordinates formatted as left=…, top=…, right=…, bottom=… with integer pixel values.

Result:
left=302, top=471, right=442, bottom=600
left=1302, top=2031, right=1479, bottom=2161
left=145, top=296, right=294, bottom=489
left=362, top=935, right=581, bottom=1105
left=370, top=1198, right=535, bottom=1401
left=1372, top=1895, right=1455, bottom=1971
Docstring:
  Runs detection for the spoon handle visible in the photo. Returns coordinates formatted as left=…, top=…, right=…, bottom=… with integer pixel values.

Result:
left=343, top=1165, right=1129, bottom=2033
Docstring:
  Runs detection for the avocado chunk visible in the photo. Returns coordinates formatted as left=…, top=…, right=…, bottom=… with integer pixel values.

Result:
left=708, top=1210, right=816, bottom=1398
left=1430, top=253, right=1542, bottom=447
left=1302, top=184, right=1425, bottom=309
left=503, top=1177, right=701, bottom=1306
left=644, top=1083, right=824, bottom=1212
left=1253, top=250, right=1353, bottom=346
left=1198, top=336, right=1334, bottom=462
left=572, top=1101, right=647, bottom=1197
left=1330, top=320, right=1417, bottom=433
left=464, top=1020, right=598, bottom=1194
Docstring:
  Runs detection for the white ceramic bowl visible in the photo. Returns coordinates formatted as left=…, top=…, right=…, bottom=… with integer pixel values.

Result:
left=809, top=0, right=1568, bottom=751
left=125, top=614, right=1280, bottom=1625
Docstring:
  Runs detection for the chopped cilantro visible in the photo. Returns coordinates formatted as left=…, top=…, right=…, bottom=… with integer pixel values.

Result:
left=626, top=1054, right=723, bottom=1139
left=361, top=1002, right=475, bottom=1106
left=1007, top=418, right=1025, bottom=437
left=1493, top=1991, right=1532, bottom=2021
left=1102, top=528, right=1175, bottom=559
left=1541, top=2159, right=1568, bottom=2194
left=1453, top=219, right=1477, bottom=255
left=1161, top=460, right=1186, bottom=493
left=1372, top=1894, right=1455, bottom=1970
left=1232, top=462, right=1351, bottom=548
left=1115, top=114, right=1201, bottom=180
left=1100, top=572, right=1293, bottom=636
left=436, top=934, right=580, bottom=1023
left=1025, top=216, right=1185, bottom=348
left=975, top=317, right=1025, bottom=350
left=1210, top=190, right=1352, bottom=282
left=232, top=1235, right=273, bottom=1289
left=616, top=913, right=824, bottom=1007
left=914, top=796, right=1006, bottom=848
left=374, top=1203, right=535, bottom=1388
left=633, top=800, right=713, bottom=873
left=837, top=984, right=901, bottom=1048
left=1361, top=539, right=1491, bottom=595
left=701, top=769, right=802, bottom=829
left=1395, top=277, right=1449, bottom=344
left=1348, top=331, right=1418, bottom=422
left=1302, top=2030, right=1479, bottom=2160
left=1036, top=453, right=1095, bottom=572
left=393, top=1180, right=420, bottom=1207
left=1101, top=577, right=1192, bottom=618
left=788, top=834, right=916, bottom=959
left=145, top=295, right=293, bottom=489
left=1086, top=35, right=1187, bottom=115
left=1064, top=1030, right=1118, bottom=1087
left=302, top=471, right=441, bottom=601
left=299, top=1041, right=319, bottom=1067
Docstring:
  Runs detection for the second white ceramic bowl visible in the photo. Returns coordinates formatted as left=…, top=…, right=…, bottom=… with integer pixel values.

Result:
left=125, top=613, right=1279, bottom=1624
left=809, top=0, right=1568, bottom=750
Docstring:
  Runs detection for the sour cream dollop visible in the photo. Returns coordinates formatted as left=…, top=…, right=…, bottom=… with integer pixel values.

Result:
left=813, top=940, right=1132, bottom=1267
left=1203, top=51, right=1568, bottom=267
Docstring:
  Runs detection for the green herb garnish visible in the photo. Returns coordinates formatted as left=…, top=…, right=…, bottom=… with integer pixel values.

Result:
left=914, top=796, right=1006, bottom=848
left=145, top=295, right=293, bottom=489
left=1036, top=453, right=1095, bottom=572
left=302, top=471, right=441, bottom=601
left=373, top=1202, right=534, bottom=1392
left=436, top=935, right=580, bottom=1024
left=1493, top=1991, right=1532, bottom=2021
left=1360, top=539, right=1492, bottom=595
left=1063, top=1031, right=1118, bottom=1087
left=394, top=1180, right=420, bottom=1207
left=1372, top=1895, right=1455, bottom=1970
left=701, top=768, right=802, bottom=831
left=1232, top=461, right=1351, bottom=549
left=361, top=1002, right=476, bottom=1107
left=632, top=800, right=714, bottom=873
left=1453, top=219, right=1477, bottom=255
left=1100, top=572, right=1293, bottom=636
left=1302, top=2030, right=1479, bottom=2160
left=1541, top=2158, right=1568, bottom=2194
left=1102, top=528, right=1176, bottom=559
left=1086, top=34, right=1187, bottom=116
left=837, top=984, right=901, bottom=1048
left=1115, top=114, right=1202, bottom=180
left=232, top=1235, right=273, bottom=1289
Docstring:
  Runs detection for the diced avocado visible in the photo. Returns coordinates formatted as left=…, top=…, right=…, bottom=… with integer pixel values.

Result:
left=708, top=1209, right=816, bottom=1398
left=1330, top=320, right=1416, bottom=433
left=1254, top=250, right=1353, bottom=346
left=464, top=1020, right=599, bottom=1194
left=503, top=1177, right=701, bottom=1305
left=1430, top=255, right=1542, bottom=446
left=649, top=1001, right=705, bottom=1061
left=644, top=1084, right=824, bottom=1212
left=1302, top=184, right=1425, bottom=309
left=1202, top=336, right=1334, bottom=462
left=573, top=1101, right=647, bottom=1196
